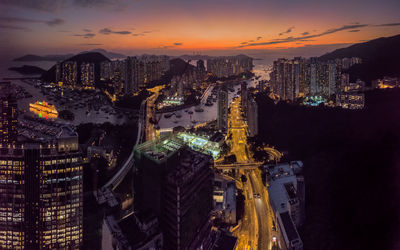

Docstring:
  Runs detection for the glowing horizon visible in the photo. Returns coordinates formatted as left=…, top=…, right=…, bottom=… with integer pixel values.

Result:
left=0, top=0, right=399, bottom=57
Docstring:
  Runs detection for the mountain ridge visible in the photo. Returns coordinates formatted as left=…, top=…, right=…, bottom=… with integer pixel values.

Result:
left=319, top=34, right=400, bottom=84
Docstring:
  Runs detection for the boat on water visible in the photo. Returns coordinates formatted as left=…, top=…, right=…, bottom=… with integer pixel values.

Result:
left=164, top=113, right=173, bottom=118
left=29, top=101, right=58, bottom=119
left=194, top=106, right=204, bottom=112
left=188, top=110, right=193, bottom=114
left=176, top=112, right=182, bottom=118
left=205, top=101, right=213, bottom=107
left=191, top=120, right=197, bottom=124
left=173, top=120, right=178, bottom=124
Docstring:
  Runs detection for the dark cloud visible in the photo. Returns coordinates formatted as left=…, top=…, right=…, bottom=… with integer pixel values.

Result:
left=0, top=23, right=30, bottom=31
left=73, top=33, right=95, bottom=38
left=142, top=30, right=152, bottom=33
left=99, top=28, right=131, bottom=35
left=375, top=22, right=400, bottom=27
left=45, top=18, right=65, bottom=26
left=132, top=33, right=144, bottom=36
left=257, top=36, right=262, bottom=40
left=158, top=42, right=183, bottom=49
left=113, top=30, right=131, bottom=34
left=301, top=32, right=309, bottom=36
left=279, top=26, right=294, bottom=36
left=0, top=0, right=64, bottom=12
left=348, top=29, right=360, bottom=32
left=238, top=24, right=368, bottom=48
left=240, top=42, right=248, bottom=45
left=0, top=16, right=65, bottom=26
left=0, top=0, right=132, bottom=12
left=83, top=28, right=91, bottom=32
left=79, top=43, right=103, bottom=46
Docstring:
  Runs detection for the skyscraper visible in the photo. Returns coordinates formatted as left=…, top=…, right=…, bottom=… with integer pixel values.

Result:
left=217, top=86, right=229, bottom=133
left=62, top=61, right=78, bottom=88
left=134, top=138, right=213, bottom=250
left=80, top=62, right=95, bottom=89
left=0, top=126, right=83, bottom=249
left=247, top=97, right=258, bottom=137
left=0, top=82, right=17, bottom=146
left=309, top=58, right=317, bottom=96
left=241, top=82, right=248, bottom=118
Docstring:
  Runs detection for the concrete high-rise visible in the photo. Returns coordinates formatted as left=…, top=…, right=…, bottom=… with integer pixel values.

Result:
left=247, top=97, right=258, bottom=137
left=134, top=138, right=213, bottom=250
left=217, top=86, right=229, bottom=133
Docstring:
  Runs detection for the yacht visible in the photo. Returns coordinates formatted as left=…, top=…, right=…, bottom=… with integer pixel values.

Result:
left=194, top=106, right=204, bottom=112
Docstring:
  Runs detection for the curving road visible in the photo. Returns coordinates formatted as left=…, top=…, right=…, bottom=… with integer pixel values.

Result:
left=102, top=99, right=146, bottom=190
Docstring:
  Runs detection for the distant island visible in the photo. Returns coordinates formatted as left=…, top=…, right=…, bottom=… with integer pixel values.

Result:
left=14, top=49, right=126, bottom=62
left=14, top=54, right=74, bottom=62
left=8, top=65, right=46, bottom=75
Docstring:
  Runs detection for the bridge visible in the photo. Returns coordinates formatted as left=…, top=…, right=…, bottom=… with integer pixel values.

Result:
left=102, top=99, right=146, bottom=190
left=214, top=161, right=263, bottom=170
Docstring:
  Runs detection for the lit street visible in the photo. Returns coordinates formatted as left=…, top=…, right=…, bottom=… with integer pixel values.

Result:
left=145, top=86, right=164, bottom=141
left=228, top=96, right=277, bottom=250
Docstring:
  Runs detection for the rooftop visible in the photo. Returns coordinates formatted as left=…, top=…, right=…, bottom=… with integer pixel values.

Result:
left=266, top=161, right=303, bottom=214
left=279, top=211, right=301, bottom=242
left=134, top=135, right=184, bottom=164
left=166, top=148, right=212, bottom=185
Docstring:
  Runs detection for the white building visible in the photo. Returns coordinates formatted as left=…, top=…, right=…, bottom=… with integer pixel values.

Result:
left=265, top=161, right=305, bottom=250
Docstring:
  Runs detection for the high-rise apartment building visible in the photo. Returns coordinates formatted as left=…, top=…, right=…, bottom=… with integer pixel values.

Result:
left=80, top=62, right=95, bottom=89
left=247, top=97, right=258, bottom=137
left=61, top=61, right=78, bottom=88
left=207, top=55, right=253, bottom=78
left=217, top=86, right=229, bottom=133
left=241, top=82, right=248, bottom=118
left=0, top=82, right=18, bottom=145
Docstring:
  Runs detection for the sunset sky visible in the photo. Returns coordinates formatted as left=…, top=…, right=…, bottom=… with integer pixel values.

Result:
left=0, top=0, right=399, bottom=57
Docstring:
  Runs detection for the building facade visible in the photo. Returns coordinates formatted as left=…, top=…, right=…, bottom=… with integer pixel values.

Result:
left=0, top=127, right=83, bottom=249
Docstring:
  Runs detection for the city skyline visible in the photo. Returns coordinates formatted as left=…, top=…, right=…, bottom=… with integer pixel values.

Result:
left=0, top=0, right=399, bottom=57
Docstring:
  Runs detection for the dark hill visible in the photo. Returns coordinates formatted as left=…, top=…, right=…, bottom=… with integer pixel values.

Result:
left=319, top=34, right=400, bottom=84
left=8, top=65, right=46, bottom=75
left=42, top=52, right=110, bottom=85
left=158, top=58, right=197, bottom=84
left=169, top=58, right=196, bottom=76
left=254, top=89, right=400, bottom=250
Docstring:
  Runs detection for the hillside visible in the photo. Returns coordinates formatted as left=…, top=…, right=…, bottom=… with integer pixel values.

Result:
left=79, top=49, right=125, bottom=59
left=319, top=34, right=400, bottom=84
left=42, top=52, right=110, bottom=85
left=254, top=89, right=400, bottom=250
